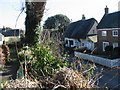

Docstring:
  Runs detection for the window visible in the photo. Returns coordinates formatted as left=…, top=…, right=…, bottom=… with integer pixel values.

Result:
left=112, top=30, right=118, bottom=36
left=69, top=40, right=73, bottom=45
left=82, top=43, right=84, bottom=46
left=103, top=42, right=109, bottom=51
left=66, top=40, right=68, bottom=44
left=102, top=31, right=107, bottom=36
left=113, top=42, right=118, bottom=48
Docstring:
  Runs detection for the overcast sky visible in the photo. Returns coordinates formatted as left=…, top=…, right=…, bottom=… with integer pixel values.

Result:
left=0, top=0, right=120, bottom=29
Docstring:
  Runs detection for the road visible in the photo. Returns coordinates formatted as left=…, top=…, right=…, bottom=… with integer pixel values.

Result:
left=68, top=53, right=120, bottom=89
left=94, top=64, right=120, bottom=88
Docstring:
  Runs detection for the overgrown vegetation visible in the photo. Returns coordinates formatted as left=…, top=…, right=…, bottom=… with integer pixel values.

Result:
left=1, top=1, right=103, bottom=89
left=11, top=24, right=102, bottom=89
left=1, top=22, right=102, bottom=89
left=19, top=44, right=68, bottom=77
left=88, top=45, right=120, bottom=59
left=6, top=47, right=102, bottom=89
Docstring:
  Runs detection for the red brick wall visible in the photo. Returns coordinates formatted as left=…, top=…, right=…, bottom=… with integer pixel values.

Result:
left=97, top=29, right=120, bottom=52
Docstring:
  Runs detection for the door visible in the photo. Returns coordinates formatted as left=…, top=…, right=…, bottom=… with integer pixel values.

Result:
left=103, top=42, right=109, bottom=51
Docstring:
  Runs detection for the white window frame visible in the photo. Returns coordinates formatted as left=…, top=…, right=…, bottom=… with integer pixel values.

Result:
left=113, top=42, right=118, bottom=48
left=102, top=31, right=107, bottom=36
left=112, top=30, right=118, bottom=36
left=103, top=42, right=109, bottom=51
left=64, top=38, right=75, bottom=47
left=70, top=40, right=75, bottom=47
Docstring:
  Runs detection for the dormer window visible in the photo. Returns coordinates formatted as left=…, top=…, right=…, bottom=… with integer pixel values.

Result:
left=112, top=30, right=118, bottom=36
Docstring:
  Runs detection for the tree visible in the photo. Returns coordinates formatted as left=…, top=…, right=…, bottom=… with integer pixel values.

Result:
left=25, top=1, right=46, bottom=45
left=2, top=26, right=12, bottom=30
left=43, top=14, right=70, bottom=31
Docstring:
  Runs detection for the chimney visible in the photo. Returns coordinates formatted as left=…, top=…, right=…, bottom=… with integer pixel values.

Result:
left=82, top=14, right=86, bottom=20
left=105, top=5, right=109, bottom=15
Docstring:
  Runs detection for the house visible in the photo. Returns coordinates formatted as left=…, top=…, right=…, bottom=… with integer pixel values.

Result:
left=63, top=15, right=98, bottom=50
left=97, top=6, right=120, bottom=52
left=0, top=33, right=4, bottom=45
left=0, top=29, right=22, bottom=44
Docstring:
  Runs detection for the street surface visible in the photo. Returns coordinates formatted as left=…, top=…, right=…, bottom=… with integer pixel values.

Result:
left=94, top=64, right=120, bottom=88
left=68, top=53, right=120, bottom=89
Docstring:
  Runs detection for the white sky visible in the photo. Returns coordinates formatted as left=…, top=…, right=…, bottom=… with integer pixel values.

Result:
left=0, top=0, right=25, bottom=29
left=0, top=0, right=120, bottom=29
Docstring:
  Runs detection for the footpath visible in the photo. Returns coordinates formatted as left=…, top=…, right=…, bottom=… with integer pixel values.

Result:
left=0, top=60, right=19, bottom=83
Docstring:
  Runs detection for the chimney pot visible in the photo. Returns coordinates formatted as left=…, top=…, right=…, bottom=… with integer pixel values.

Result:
left=105, top=5, right=109, bottom=15
left=82, top=14, right=85, bottom=20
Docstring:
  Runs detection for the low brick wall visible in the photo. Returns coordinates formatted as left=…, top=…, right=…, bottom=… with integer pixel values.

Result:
left=74, top=51, right=120, bottom=68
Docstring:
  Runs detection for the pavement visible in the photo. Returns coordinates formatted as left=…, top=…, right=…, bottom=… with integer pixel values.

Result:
left=94, top=65, right=120, bottom=89
left=68, top=53, right=120, bottom=89
left=0, top=61, right=19, bottom=83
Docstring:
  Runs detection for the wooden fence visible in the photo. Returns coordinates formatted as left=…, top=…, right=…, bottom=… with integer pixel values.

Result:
left=74, top=51, right=120, bottom=68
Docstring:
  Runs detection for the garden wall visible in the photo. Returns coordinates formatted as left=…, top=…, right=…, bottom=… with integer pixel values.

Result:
left=74, top=51, right=120, bottom=68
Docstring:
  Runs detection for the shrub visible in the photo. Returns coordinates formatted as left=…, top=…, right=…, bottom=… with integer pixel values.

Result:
left=74, top=46, right=87, bottom=52
left=65, top=47, right=74, bottom=54
left=105, top=45, right=113, bottom=52
left=112, top=47, right=120, bottom=58
left=105, top=45, right=113, bottom=57
left=114, top=47, right=120, bottom=53
left=19, top=44, right=68, bottom=77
